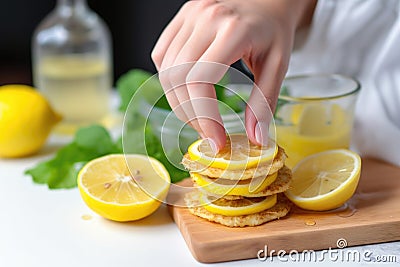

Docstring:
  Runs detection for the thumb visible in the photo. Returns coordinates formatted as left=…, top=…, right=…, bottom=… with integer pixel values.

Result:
left=245, top=54, right=287, bottom=146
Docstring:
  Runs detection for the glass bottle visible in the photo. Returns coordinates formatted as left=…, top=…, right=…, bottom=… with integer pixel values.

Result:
left=32, top=0, right=112, bottom=134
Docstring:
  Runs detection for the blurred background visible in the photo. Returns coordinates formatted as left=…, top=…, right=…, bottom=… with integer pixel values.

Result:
left=0, top=0, right=186, bottom=85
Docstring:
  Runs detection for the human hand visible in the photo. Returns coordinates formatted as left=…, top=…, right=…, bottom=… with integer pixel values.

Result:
left=152, top=0, right=316, bottom=151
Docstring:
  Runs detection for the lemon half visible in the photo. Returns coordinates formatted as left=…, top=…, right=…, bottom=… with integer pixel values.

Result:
left=78, top=154, right=170, bottom=222
left=285, top=149, right=361, bottom=211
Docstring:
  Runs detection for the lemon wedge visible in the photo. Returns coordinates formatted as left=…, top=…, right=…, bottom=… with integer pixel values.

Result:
left=285, top=149, right=361, bottom=211
left=191, top=172, right=277, bottom=196
left=78, top=154, right=170, bottom=222
left=188, top=134, right=277, bottom=170
left=199, top=194, right=277, bottom=216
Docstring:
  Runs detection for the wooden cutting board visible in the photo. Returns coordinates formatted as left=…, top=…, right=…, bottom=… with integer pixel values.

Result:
left=167, top=158, right=400, bottom=263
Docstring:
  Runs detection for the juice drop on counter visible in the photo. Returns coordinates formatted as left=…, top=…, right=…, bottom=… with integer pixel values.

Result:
left=81, top=214, right=93, bottom=220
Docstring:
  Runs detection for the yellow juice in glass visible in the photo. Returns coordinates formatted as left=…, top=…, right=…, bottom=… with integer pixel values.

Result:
left=34, top=55, right=111, bottom=134
left=276, top=103, right=352, bottom=168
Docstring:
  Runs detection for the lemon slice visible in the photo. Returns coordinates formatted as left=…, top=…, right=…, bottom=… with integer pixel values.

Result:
left=188, top=134, right=277, bottom=170
left=77, top=154, right=170, bottom=222
left=192, top=172, right=278, bottom=196
left=199, top=194, right=277, bottom=216
left=285, top=149, right=361, bottom=211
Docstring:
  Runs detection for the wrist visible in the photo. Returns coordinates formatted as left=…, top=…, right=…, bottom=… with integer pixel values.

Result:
left=289, top=0, right=317, bottom=30
left=256, top=0, right=317, bottom=31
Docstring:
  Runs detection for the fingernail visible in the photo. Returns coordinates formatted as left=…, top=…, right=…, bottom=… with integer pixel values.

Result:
left=207, top=138, right=218, bottom=155
left=255, top=122, right=269, bottom=146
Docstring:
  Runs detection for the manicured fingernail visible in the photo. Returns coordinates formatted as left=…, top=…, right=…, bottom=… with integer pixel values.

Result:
left=207, top=138, right=218, bottom=155
left=255, top=122, right=269, bottom=146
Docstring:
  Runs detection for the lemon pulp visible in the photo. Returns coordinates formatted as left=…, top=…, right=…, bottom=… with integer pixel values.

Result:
left=78, top=154, right=170, bottom=222
left=285, top=149, right=361, bottom=211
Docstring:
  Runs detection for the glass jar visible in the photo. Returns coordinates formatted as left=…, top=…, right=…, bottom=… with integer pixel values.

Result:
left=275, top=74, right=361, bottom=167
left=32, top=0, right=112, bottom=134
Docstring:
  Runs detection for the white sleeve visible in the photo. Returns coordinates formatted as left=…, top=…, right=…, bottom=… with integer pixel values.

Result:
left=287, top=0, right=400, bottom=166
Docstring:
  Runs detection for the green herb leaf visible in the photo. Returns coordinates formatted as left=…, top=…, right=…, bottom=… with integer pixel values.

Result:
left=117, top=69, right=171, bottom=112
left=117, top=69, right=153, bottom=111
left=25, top=125, right=121, bottom=189
left=142, top=126, right=189, bottom=183
left=74, top=125, right=119, bottom=154
left=122, top=117, right=189, bottom=183
left=116, top=69, right=191, bottom=182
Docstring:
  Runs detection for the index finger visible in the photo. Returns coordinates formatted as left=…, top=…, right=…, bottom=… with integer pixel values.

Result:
left=185, top=27, right=247, bottom=149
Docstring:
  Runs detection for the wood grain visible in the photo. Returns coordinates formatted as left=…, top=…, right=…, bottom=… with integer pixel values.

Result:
left=168, top=158, right=400, bottom=263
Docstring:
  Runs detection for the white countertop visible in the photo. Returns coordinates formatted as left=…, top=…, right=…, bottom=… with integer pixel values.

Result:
left=1, top=135, right=399, bottom=267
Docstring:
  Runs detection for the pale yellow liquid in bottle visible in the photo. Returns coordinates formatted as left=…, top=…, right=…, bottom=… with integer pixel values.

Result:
left=35, top=55, right=111, bottom=134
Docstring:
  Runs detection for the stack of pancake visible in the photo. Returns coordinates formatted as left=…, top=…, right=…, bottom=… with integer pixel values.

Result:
left=182, top=135, right=292, bottom=227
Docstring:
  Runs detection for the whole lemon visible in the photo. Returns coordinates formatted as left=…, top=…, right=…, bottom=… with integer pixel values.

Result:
left=0, top=84, right=62, bottom=158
